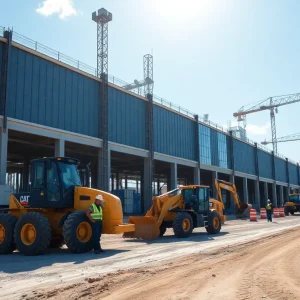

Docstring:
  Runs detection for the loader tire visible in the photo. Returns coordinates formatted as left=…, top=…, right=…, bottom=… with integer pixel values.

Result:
left=0, top=213, right=17, bottom=254
left=14, top=212, right=51, bottom=256
left=63, top=211, right=93, bottom=253
left=173, top=212, right=193, bottom=238
left=284, top=207, right=289, bottom=216
left=206, top=211, right=221, bottom=234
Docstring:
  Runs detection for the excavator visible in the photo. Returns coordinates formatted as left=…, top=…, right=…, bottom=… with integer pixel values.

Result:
left=0, top=157, right=135, bottom=256
left=123, top=184, right=226, bottom=240
left=214, top=179, right=252, bottom=217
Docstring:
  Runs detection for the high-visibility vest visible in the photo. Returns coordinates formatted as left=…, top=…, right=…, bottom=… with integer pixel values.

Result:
left=90, top=203, right=103, bottom=220
left=266, top=204, right=272, bottom=210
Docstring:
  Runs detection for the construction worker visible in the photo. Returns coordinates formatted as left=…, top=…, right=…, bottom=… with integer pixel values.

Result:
left=266, top=199, right=273, bottom=222
left=86, top=194, right=105, bottom=254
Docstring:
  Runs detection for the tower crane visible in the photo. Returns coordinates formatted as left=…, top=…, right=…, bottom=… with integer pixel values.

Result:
left=262, top=132, right=300, bottom=145
left=233, top=93, right=300, bottom=154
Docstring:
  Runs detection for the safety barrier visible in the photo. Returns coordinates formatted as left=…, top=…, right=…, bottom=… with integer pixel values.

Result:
left=273, top=208, right=280, bottom=218
left=279, top=207, right=285, bottom=217
left=250, top=209, right=257, bottom=221
left=260, top=208, right=267, bottom=219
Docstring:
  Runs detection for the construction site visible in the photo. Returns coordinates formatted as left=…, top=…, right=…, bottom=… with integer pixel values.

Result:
left=1, top=3, right=300, bottom=300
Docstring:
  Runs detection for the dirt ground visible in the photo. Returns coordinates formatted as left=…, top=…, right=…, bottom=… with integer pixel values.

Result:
left=1, top=216, right=300, bottom=300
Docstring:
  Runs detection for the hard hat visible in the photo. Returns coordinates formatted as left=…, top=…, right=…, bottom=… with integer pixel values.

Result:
left=267, top=199, right=270, bottom=202
left=95, top=194, right=104, bottom=201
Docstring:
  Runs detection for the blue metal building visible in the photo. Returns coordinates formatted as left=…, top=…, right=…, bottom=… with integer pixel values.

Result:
left=0, top=28, right=299, bottom=212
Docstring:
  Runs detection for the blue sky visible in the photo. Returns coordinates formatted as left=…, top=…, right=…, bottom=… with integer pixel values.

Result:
left=1, top=0, right=300, bottom=162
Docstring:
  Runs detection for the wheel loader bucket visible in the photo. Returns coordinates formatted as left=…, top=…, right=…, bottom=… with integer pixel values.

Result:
left=236, top=203, right=252, bottom=218
left=122, top=216, right=160, bottom=240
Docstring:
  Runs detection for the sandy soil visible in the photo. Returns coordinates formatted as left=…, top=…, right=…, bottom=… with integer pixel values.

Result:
left=1, top=216, right=300, bottom=299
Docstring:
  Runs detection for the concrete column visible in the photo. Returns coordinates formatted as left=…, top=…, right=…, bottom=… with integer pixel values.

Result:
left=229, top=174, right=236, bottom=211
left=285, top=186, right=290, bottom=204
left=193, top=167, right=200, bottom=185
left=254, top=180, right=260, bottom=210
left=22, top=158, right=30, bottom=192
left=170, top=163, right=178, bottom=190
left=280, top=185, right=284, bottom=207
left=212, top=171, right=217, bottom=199
left=143, top=158, right=153, bottom=211
left=96, top=148, right=111, bottom=191
left=243, top=177, right=249, bottom=203
left=125, top=174, right=128, bottom=189
left=0, top=129, right=8, bottom=185
left=272, top=182, right=277, bottom=207
left=54, top=139, right=65, bottom=157
left=111, top=175, right=115, bottom=191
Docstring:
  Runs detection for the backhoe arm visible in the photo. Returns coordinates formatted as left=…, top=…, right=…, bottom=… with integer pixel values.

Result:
left=214, top=179, right=241, bottom=209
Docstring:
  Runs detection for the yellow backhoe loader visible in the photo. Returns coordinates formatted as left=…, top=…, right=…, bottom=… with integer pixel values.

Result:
left=0, top=157, right=134, bottom=256
left=284, top=194, right=300, bottom=215
left=123, top=184, right=226, bottom=240
left=214, top=179, right=252, bottom=217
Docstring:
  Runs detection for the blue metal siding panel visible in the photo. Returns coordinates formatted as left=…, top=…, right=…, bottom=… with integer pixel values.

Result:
left=0, top=41, right=2, bottom=77
left=257, top=149, right=273, bottom=179
left=274, top=157, right=287, bottom=182
left=288, top=162, right=298, bottom=185
left=7, top=46, right=100, bottom=137
left=210, top=129, right=218, bottom=166
left=233, top=139, right=256, bottom=175
left=154, top=105, right=195, bottom=160
left=108, top=87, right=146, bottom=149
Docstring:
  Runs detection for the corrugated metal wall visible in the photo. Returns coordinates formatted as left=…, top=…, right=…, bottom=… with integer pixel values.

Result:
left=210, top=129, right=218, bottom=166
left=288, top=162, right=298, bottom=185
left=0, top=41, right=3, bottom=79
left=274, top=157, right=287, bottom=182
left=7, top=47, right=100, bottom=137
left=154, top=105, right=196, bottom=160
left=233, top=139, right=256, bottom=175
left=257, top=149, right=273, bottom=179
left=108, top=87, right=146, bottom=149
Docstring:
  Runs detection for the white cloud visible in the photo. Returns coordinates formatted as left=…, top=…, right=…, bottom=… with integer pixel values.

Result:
left=36, top=0, right=77, bottom=19
left=246, top=122, right=270, bottom=135
left=223, top=121, right=271, bottom=135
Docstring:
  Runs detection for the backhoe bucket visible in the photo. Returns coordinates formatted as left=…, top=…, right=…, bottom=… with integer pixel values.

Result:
left=122, top=216, right=160, bottom=240
left=236, top=203, right=252, bottom=218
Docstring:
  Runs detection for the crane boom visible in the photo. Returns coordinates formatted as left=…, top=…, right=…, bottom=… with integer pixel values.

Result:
left=233, top=92, right=300, bottom=154
left=262, top=132, right=300, bottom=145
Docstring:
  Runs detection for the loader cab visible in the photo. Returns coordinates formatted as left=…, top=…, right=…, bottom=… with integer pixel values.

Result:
left=29, top=157, right=82, bottom=208
left=182, top=186, right=210, bottom=213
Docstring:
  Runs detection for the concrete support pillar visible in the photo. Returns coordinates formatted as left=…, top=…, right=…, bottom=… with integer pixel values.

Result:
left=22, top=158, right=30, bottom=192
left=143, top=158, right=153, bottom=211
left=111, top=175, right=115, bottom=191
left=170, top=163, right=178, bottom=190
left=193, top=167, right=200, bottom=185
left=272, top=182, right=277, bottom=207
left=54, top=139, right=65, bottom=157
left=243, top=178, right=249, bottom=204
left=96, top=147, right=111, bottom=191
left=263, top=182, right=269, bottom=207
left=0, top=129, right=8, bottom=185
left=254, top=180, right=260, bottom=210
left=212, top=171, right=217, bottom=199
left=125, top=174, right=128, bottom=189
left=280, top=185, right=284, bottom=207
left=285, top=186, right=290, bottom=204
left=229, top=174, right=236, bottom=211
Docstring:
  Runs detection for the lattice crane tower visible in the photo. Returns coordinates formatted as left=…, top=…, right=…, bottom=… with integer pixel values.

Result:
left=92, top=8, right=112, bottom=191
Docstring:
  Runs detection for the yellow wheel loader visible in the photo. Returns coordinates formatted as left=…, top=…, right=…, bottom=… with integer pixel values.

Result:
left=0, top=157, right=134, bottom=256
left=214, top=179, right=252, bottom=217
left=123, top=184, right=226, bottom=240
left=284, top=194, right=300, bottom=216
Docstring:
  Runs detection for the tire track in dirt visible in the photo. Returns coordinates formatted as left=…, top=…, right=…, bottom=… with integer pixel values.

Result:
left=20, top=228, right=300, bottom=300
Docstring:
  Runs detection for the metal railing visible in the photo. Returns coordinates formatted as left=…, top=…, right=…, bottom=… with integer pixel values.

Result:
left=1, top=27, right=298, bottom=164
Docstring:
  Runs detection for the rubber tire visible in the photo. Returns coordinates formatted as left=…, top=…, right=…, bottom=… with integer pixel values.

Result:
left=206, top=211, right=221, bottom=234
left=63, top=211, right=93, bottom=253
left=14, top=212, right=51, bottom=256
left=159, top=226, right=167, bottom=237
left=284, top=207, right=290, bottom=216
left=0, top=214, right=17, bottom=254
left=173, top=212, right=193, bottom=238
